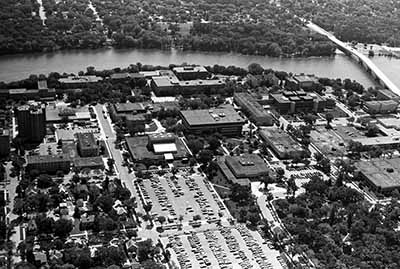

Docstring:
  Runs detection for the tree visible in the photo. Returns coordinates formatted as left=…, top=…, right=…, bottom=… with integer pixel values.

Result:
left=287, top=176, right=298, bottom=197
left=37, top=174, right=53, bottom=189
left=95, top=195, right=114, bottom=213
left=198, top=149, right=213, bottom=164
left=107, top=158, right=115, bottom=171
left=325, top=112, right=334, bottom=125
left=207, top=136, right=220, bottom=151
left=248, top=63, right=264, bottom=75
left=54, top=219, right=73, bottom=237
left=157, top=215, right=166, bottom=226
left=365, top=124, right=380, bottom=137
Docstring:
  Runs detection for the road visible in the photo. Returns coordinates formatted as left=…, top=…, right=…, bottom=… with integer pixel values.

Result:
left=94, top=105, right=137, bottom=197
left=307, top=20, right=400, bottom=96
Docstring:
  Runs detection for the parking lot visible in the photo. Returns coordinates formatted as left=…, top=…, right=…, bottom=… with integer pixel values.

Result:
left=164, top=224, right=283, bottom=269
left=136, top=168, right=229, bottom=226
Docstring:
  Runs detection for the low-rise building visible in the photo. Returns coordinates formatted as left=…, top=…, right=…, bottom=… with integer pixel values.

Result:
left=216, top=154, right=269, bottom=188
left=355, top=158, right=400, bottom=194
left=77, top=133, right=99, bottom=157
left=173, top=66, right=209, bottom=80
left=286, top=74, right=319, bottom=90
left=151, top=76, right=226, bottom=96
left=58, top=75, right=103, bottom=88
left=259, top=126, right=306, bottom=159
left=180, top=106, right=245, bottom=136
left=234, top=92, right=273, bottom=126
left=26, top=154, right=71, bottom=173
left=376, top=89, right=400, bottom=102
left=126, top=133, right=189, bottom=165
left=364, top=100, right=398, bottom=114
left=73, top=157, right=104, bottom=170
left=269, top=90, right=326, bottom=114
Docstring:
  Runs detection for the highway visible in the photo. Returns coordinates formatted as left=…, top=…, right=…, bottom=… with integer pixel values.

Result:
left=307, top=21, right=400, bottom=96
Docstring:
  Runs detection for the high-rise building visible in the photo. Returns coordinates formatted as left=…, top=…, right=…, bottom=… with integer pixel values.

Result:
left=16, top=104, right=46, bottom=143
left=0, top=129, right=10, bottom=156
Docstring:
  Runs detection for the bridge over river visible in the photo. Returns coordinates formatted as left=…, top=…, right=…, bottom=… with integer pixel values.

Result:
left=307, top=21, right=400, bottom=96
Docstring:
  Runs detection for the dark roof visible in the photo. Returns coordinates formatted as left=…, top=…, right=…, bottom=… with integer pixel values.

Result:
left=77, top=133, right=97, bottom=150
left=27, top=154, right=71, bottom=164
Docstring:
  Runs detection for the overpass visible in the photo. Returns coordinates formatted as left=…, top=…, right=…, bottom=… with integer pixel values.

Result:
left=307, top=21, right=400, bottom=96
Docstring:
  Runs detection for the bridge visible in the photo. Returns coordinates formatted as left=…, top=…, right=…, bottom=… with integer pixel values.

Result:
left=307, top=21, right=400, bottom=96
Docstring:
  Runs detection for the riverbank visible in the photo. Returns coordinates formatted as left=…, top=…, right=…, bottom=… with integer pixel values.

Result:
left=0, top=48, right=380, bottom=88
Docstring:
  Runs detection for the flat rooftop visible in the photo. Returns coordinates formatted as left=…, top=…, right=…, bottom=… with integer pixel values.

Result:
left=180, top=106, right=245, bottom=126
left=225, top=154, right=269, bottom=178
left=77, top=133, right=97, bottom=150
left=114, top=102, right=145, bottom=113
left=259, top=126, right=303, bottom=152
left=173, top=66, right=208, bottom=73
left=59, top=75, right=102, bottom=84
left=126, top=135, right=189, bottom=161
left=356, top=158, right=400, bottom=189
left=74, top=157, right=104, bottom=168
left=27, top=154, right=71, bottom=164
left=352, top=136, right=400, bottom=146
left=310, top=127, right=347, bottom=157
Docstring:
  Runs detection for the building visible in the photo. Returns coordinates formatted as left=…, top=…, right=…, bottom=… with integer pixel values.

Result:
left=151, top=76, right=226, bottom=96
left=173, top=66, right=209, bottom=80
left=234, top=92, right=273, bottom=126
left=126, top=114, right=146, bottom=134
left=269, top=90, right=326, bottom=114
left=0, top=129, right=10, bottom=156
left=73, top=157, right=104, bottom=170
left=246, top=73, right=279, bottom=88
left=216, top=156, right=251, bottom=188
left=376, top=89, right=400, bottom=102
left=108, top=102, right=147, bottom=122
left=286, top=74, right=319, bottom=90
left=180, top=106, right=245, bottom=136
left=26, top=154, right=71, bottom=173
left=16, top=104, right=46, bottom=143
left=355, top=158, right=400, bottom=194
left=58, top=75, right=103, bottom=88
left=45, top=105, right=91, bottom=123
left=259, top=126, right=306, bottom=159
left=364, top=100, right=398, bottom=114
left=216, top=154, right=269, bottom=188
left=77, top=133, right=99, bottom=157
left=351, top=136, right=400, bottom=149
left=126, top=133, right=189, bottom=165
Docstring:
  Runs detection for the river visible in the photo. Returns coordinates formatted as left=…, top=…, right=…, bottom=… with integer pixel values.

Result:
left=0, top=48, right=399, bottom=89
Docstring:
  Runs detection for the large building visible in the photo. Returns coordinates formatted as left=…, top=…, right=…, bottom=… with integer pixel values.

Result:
left=151, top=76, right=226, bottom=96
left=16, top=104, right=46, bottom=143
left=77, top=133, right=99, bottom=157
left=259, top=126, right=306, bottom=159
left=216, top=154, right=270, bottom=188
left=26, top=154, right=71, bottom=173
left=126, top=133, right=189, bottom=165
left=234, top=93, right=273, bottom=126
left=376, top=89, right=400, bottom=102
left=0, top=129, right=10, bottom=157
left=285, top=74, right=319, bottom=90
left=364, top=100, right=398, bottom=114
left=355, top=158, right=400, bottom=194
left=269, top=90, right=327, bottom=114
left=108, top=102, right=147, bottom=122
left=172, top=66, right=209, bottom=80
left=58, top=75, right=103, bottom=88
left=180, top=106, right=245, bottom=136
